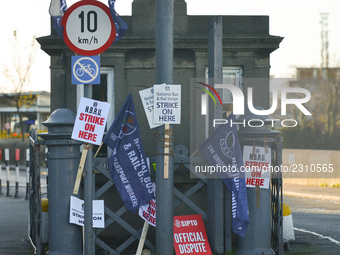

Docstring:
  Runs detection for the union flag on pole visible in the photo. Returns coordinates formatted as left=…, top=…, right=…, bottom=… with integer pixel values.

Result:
left=103, top=94, right=154, bottom=213
left=199, top=113, right=249, bottom=237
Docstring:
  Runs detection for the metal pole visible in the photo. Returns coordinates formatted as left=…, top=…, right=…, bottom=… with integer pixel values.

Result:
left=207, top=16, right=226, bottom=254
left=84, top=84, right=95, bottom=255
left=155, top=0, right=174, bottom=254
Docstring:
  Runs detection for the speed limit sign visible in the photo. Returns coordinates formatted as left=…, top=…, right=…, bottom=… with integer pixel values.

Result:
left=61, top=0, right=116, bottom=56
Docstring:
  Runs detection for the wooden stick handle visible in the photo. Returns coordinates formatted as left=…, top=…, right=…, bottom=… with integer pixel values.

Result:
left=190, top=148, right=199, bottom=157
left=94, top=142, right=103, bottom=158
left=136, top=221, right=150, bottom=255
left=73, top=144, right=89, bottom=195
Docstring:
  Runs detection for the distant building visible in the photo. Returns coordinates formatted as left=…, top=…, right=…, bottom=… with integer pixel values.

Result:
left=0, top=91, right=50, bottom=138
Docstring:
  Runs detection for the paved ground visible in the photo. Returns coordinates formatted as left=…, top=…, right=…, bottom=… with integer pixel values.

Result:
left=283, top=196, right=340, bottom=255
left=0, top=176, right=339, bottom=254
left=283, top=183, right=340, bottom=202
left=283, top=184, right=340, bottom=255
left=0, top=166, right=47, bottom=255
left=0, top=191, right=33, bottom=254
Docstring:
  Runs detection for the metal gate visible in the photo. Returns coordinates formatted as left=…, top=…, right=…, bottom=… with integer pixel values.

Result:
left=28, top=129, right=43, bottom=255
left=91, top=142, right=283, bottom=254
left=271, top=140, right=284, bottom=254
left=27, top=135, right=282, bottom=254
left=92, top=145, right=208, bottom=254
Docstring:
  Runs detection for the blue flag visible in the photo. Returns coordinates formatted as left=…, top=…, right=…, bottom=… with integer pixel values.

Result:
left=108, top=0, right=128, bottom=43
left=49, top=0, right=68, bottom=39
left=104, top=94, right=154, bottom=214
left=199, top=113, right=249, bottom=237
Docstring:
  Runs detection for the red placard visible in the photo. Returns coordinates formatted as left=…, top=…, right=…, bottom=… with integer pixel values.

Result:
left=173, top=215, right=212, bottom=255
left=61, top=0, right=116, bottom=56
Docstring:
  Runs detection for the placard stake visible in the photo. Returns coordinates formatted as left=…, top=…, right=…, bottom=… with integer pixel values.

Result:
left=94, top=142, right=103, bottom=158
left=73, top=143, right=90, bottom=194
left=136, top=221, right=150, bottom=255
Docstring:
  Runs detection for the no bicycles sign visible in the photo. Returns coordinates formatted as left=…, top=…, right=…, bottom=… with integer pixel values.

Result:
left=71, top=56, right=100, bottom=84
left=61, top=0, right=116, bottom=56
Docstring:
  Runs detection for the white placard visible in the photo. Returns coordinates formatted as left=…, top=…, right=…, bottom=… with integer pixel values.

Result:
left=69, top=196, right=105, bottom=228
left=71, top=97, right=110, bottom=145
left=139, top=199, right=156, bottom=227
left=153, top=84, right=181, bottom=124
left=138, top=181, right=156, bottom=227
left=139, top=86, right=163, bottom=129
left=92, top=200, right=105, bottom=228
left=243, top=146, right=271, bottom=189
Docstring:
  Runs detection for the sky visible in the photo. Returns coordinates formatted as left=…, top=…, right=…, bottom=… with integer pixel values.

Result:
left=1, top=0, right=340, bottom=92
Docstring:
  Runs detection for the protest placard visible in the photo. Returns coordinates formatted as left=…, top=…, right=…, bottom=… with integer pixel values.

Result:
left=69, top=196, right=105, bottom=228
left=139, top=86, right=162, bottom=129
left=71, top=97, right=110, bottom=145
left=243, top=145, right=271, bottom=189
left=154, top=84, right=181, bottom=124
left=138, top=199, right=156, bottom=227
left=173, top=215, right=212, bottom=255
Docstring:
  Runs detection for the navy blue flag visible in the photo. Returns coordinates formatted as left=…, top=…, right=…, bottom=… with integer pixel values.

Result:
left=108, top=0, right=128, bottom=43
left=104, top=94, right=154, bottom=214
left=199, top=113, right=249, bottom=237
left=49, top=0, right=68, bottom=38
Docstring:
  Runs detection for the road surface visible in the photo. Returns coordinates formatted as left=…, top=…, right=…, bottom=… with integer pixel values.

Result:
left=284, top=195, right=340, bottom=255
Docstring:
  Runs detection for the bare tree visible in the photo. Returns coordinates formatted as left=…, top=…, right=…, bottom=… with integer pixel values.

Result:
left=1, top=30, right=37, bottom=140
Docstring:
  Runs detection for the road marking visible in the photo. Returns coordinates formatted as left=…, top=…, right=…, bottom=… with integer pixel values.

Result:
left=294, top=227, right=340, bottom=246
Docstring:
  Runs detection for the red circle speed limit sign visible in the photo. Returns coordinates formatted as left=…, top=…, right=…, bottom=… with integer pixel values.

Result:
left=61, top=0, right=116, bottom=56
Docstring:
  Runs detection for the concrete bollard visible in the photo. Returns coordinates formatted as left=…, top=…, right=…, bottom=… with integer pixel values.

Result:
left=283, top=203, right=295, bottom=244
left=5, top=148, right=10, bottom=197
left=39, top=108, right=82, bottom=255
left=14, top=148, right=20, bottom=198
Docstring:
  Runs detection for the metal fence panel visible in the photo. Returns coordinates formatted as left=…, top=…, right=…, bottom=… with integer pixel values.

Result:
left=28, top=129, right=43, bottom=255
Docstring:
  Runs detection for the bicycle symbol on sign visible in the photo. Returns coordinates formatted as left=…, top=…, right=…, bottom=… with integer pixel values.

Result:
left=76, top=64, right=95, bottom=77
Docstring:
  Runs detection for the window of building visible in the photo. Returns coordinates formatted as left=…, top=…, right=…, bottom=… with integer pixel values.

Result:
left=203, top=66, right=243, bottom=136
left=205, top=65, right=243, bottom=111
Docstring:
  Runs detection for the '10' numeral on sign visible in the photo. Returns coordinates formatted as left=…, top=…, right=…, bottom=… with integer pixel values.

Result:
left=79, top=11, right=98, bottom=33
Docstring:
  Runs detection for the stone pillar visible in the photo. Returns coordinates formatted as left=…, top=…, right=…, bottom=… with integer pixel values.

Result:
left=39, top=108, right=82, bottom=255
